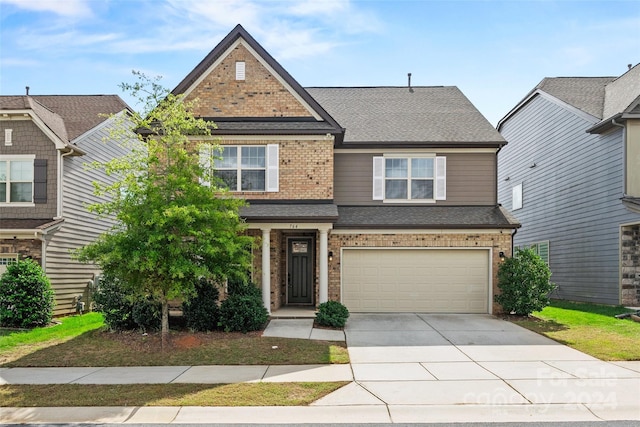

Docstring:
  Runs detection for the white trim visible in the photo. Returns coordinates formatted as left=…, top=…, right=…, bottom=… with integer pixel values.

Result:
left=246, top=222, right=333, bottom=231
left=335, top=147, right=497, bottom=154
left=331, top=228, right=507, bottom=235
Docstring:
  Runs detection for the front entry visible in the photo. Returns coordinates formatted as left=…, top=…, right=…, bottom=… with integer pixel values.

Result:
left=287, top=237, right=314, bottom=304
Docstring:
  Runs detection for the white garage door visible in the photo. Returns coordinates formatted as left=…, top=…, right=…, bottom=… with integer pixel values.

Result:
left=342, top=249, right=490, bottom=313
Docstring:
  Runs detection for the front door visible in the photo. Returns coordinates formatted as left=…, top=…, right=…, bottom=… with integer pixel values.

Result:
left=287, top=238, right=313, bottom=304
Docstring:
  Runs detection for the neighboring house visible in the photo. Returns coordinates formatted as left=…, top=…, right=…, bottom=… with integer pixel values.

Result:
left=497, top=64, right=640, bottom=306
left=175, top=25, right=519, bottom=314
left=0, top=95, right=132, bottom=315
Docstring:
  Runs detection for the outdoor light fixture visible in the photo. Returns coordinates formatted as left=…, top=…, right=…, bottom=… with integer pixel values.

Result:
left=499, top=251, right=506, bottom=262
left=328, top=251, right=334, bottom=262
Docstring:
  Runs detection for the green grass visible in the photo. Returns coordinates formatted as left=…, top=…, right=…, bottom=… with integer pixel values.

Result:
left=0, top=382, right=349, bottom=407
left=510, top=300, right=640, bottom=361
left=1, top=313, right=349, bottom=367
left=0, top=313, right=104, bottom=363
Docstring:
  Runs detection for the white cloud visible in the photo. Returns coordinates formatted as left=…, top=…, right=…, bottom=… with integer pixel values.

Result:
left=0, top=57, right=41, bottom=67
left=0, top=0, right=92, bottom=18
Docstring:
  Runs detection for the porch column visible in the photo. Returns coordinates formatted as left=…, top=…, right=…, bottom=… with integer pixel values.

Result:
left=319, top=228, right=329, bottom=304
left=261, top=228, right=271, bottom=314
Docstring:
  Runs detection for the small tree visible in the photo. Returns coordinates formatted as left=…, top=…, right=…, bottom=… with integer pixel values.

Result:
left=0, top=259, right=54, bottom=328
left=495, top=247, right=556, bottom=316
left=76, top=72, right=253, bottom=347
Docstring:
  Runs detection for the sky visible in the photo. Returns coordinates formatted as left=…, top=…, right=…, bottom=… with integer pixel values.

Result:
left=1, top=0, right=639, bottom=126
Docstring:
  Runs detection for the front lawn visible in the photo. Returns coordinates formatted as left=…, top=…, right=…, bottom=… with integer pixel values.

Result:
left=0, top=313, right=349, bottom=367
left=509, top=300, right=640, bottom=361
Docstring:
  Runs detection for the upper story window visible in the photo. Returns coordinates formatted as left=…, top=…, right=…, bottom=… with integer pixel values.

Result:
left=200, top=144, right=279, bottom=192
left=373, top=155, right=446, bottom=202
left=0, top=155, right=35, bottom=204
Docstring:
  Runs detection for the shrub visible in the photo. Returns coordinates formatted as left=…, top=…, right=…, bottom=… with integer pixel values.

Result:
left=132, top=295, right=162, bottom=332
left=0, top=259, right=55, bottom=328
left=315, top=300, right=350, bottom=328
left=227, top=280, right=262, bottom=298
left=495, top=247, right=556, bottom=316
left=93, top=275, right=136, bottom=331
left=219, top=287, right=268, bottom=333
left=182, top=278, right=220, bottom=332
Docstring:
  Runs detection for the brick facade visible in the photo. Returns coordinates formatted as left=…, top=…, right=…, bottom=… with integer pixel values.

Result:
left=212, top=137, right=334, bottom=200
left=621, top=224, right=640, bottom=305
left=250, top=229, right=513, bottom=314
left=0, top=238, right=42, bottom=265
left=185, top=43, right=311, bottom=118
left=0, top=120, right=58, bottom=219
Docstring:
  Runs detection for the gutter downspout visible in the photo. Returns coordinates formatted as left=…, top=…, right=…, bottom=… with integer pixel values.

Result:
left=611, top=118, right=626, bottom=196
left=57, top=148, right=76, bottom=219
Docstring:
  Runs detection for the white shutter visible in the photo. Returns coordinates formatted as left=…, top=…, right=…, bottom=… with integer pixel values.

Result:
left=372, top=156, right=384, bottom=200
left=435, top=156, right=446, bottom=200
left=266, top=144, right=279, bottom=192
left=199, top=145, right=212, bottom=187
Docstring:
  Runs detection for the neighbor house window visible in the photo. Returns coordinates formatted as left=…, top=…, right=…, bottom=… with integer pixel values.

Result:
left=512, top=183, right=523, bottom=210
left=373, top=155, right=446, bottom=201
left=515, top=241, right=549, bottom=265
left=200, top=144, right=279, bottom=192
left=0, top=156, right=35, bottom=203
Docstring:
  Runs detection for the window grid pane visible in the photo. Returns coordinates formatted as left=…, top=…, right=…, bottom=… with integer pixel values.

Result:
left=411, top=158, right=434, bottom=178
left=217, top=147, right=237, bottom=168
left=10, top=183, right=32, bottom=202
left=411, top=180, right=433, bottom=199
left=241, top=170, right=265, bottom=191
left=385, top=158, right=407, bottom=178
left=241, top=146, right=265, bottom=168
left=385, top=180, right=407, bottom=199
left=0, top=162, right=6, bottom=181
left=10, top=161, right=33, bottom=181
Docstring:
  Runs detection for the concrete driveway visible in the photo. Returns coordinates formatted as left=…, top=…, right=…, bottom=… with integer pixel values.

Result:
left=312, top=313, right=640, bottom=423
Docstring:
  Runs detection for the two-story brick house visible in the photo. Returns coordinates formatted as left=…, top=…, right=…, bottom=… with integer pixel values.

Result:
left=175, top=25, right=519, bottom=315
left=0, top=95, right=132, bottom=315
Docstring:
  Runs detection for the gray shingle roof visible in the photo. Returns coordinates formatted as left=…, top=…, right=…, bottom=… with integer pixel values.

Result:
left=535, top=77, right=615, bottom=118
left=241, top=202, right=339, bottom=222
left=0, top=218, right=64, bottom=231
left=209, top=120, right=337, bottom=134
left=603, top=63, right=640, bottom=119
left=306, top=87, right=504, bottom=146
left=0, top=95, right=129, bottom=141
left=335, top=206, right=520, bottom=229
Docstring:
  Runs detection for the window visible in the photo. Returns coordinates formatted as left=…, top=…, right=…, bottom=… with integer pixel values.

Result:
left=512, top=183, right=523, bottom=210
left=515, top=241, right=550, bottom=265
left=200, top=144, right=278, bottom=192
left=0, top=156, right=35, bottom=203
left=373, top=155, right=445, bottom=201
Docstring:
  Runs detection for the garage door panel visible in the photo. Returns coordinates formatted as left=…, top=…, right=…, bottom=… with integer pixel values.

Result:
left=341, top=249, right=489, bottom=313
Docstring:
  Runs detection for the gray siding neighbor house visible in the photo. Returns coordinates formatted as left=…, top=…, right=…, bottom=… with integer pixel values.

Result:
left=0, top=95, right=132, bottom=315
left=497, top=64, right=640, bottom=306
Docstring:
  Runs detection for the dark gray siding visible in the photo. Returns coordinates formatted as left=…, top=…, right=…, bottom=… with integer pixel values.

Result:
left=0, top=120, right=58, bottom=218
left=497, top=95, right=640, bottom=305
left=335, top=152, right=496, bottom=205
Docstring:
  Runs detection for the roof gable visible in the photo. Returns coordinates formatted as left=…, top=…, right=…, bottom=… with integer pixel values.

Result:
left=172, top=24, right=341, bottom=130
left=603, top=63, right=640, bottom=119
left=0, top=95, right=129, bottom=142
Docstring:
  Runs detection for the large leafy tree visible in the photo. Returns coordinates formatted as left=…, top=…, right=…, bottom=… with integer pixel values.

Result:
left=76, top=72, right=253, bottom=346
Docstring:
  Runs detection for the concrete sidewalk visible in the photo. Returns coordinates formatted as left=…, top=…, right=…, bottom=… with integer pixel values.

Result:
left=2, top=314, right=640, bottom=424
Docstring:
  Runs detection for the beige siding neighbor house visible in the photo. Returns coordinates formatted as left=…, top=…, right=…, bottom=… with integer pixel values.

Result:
left=0, top=95, right=132, bottom=315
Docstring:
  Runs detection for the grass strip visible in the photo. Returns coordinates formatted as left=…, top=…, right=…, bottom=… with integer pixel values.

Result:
left=0, top=382, right=348, bottom=407
left=510, top=300, right=640, bottom=361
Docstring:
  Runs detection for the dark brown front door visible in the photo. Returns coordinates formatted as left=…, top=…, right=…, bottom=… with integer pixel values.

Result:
left=288, top=238, right=313, bottom=304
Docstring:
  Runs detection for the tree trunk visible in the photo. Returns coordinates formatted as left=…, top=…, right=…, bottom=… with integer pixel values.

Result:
left=161, top=298, right=169, bottom=350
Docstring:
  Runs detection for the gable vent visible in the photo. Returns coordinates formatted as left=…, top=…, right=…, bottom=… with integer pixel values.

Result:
left=4, top=129, right=12, bottom=146
left=236, top=61, right=246, bottom=81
